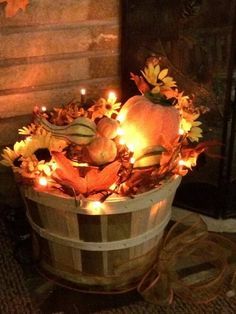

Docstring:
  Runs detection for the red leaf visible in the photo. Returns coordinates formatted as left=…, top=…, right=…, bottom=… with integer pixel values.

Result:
left=86, top=161, right=121, bottom=193
left=51, top=152, right=87, bottom=194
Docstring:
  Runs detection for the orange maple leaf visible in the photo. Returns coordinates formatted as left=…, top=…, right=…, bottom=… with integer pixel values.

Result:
left=51, top=152, right=121, bottom=196
left=0, top=0, right=29, bottom=18
left=86, top=161, right=121, bottom=193
left=51, top=152, right=87, bottom=195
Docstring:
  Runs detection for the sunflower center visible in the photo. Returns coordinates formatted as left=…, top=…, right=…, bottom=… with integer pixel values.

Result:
left=34, top=148, right=51, bottom=162
left=105, top=104, right=112, bottom=110
left=13, top=156, right=22, bottom=167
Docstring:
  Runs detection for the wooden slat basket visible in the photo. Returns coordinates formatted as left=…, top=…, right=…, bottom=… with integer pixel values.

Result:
left=22, top=176, right=181, bottom=291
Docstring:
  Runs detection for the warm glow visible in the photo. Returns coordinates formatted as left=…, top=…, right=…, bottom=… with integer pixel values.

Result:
left=179, top=128, right=185, bottom=135
left=119, top=138, right=126, bottom=145
left=130, top=157, right=135, bottom=164
left=25, top=136, right=32, bottom=142
left=41, top=106, right=47, bottom=112
left=119, top=124, right=148, bottom=159
left=38, top=176, right=48, bottom=186
left=80, top=88, right=86, bottom=95
left=116, top=113, right=125, bottom=123
left=90, top=201, right=103, bottom=213
left=178, top=159, right=185, bottom=166
left=116, top=127, right=124, bottom=136
left=107, top=91, right=117, bottom=104
left=127, top=143, right=135, bottom=153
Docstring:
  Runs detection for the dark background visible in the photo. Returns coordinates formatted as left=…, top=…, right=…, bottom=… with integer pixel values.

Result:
left=121, top=0, right=236, bottom=218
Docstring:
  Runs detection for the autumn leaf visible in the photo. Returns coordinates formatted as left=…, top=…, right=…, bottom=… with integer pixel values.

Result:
left=130, top=72, right=150, bottom=94
left=51, top=151, right=87, bottom=194
left=0, top=0, right=29, bottom=17
left=86, top=161, right=121, bottom=193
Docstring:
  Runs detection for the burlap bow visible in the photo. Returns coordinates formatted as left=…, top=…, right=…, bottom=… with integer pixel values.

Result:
left=138, top=214, right=236, bottom=305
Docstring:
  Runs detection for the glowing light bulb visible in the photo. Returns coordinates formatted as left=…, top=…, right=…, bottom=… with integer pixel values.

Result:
left=119, top=138, right=126, bottom=145
left=116, top=113, right=125, bottom=123
left=41, top=106, right=47, bottom=112
left=116, top=127, right=124, bottom=136
left=130, top=157, right=135, bottom=164
left=80, top=88, right=86, bottom=104
left=127, top=143, right=135, bottom=153
left=107, top=91, right=117, bottom=104
left=80, top=88, right=86, bottom=95
left=90, top=201, right=102, bottom=213
left=25, top=136, right=32, bottom=142
left=38, top=176, right=48, bottom=186
left=179, top=128, right=184, bottom=135
left=178, top=159, right=185, bottom=166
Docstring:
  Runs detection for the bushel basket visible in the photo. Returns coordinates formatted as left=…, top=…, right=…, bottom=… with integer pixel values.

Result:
left=22, top=175, right=181, bottom=292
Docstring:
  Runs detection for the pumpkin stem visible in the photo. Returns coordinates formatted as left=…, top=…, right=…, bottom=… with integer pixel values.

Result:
left=144, top=92, right=174, bottom=106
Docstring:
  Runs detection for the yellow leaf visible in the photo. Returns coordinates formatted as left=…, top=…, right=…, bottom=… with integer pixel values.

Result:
left=158, top=68, right=168, bottom=80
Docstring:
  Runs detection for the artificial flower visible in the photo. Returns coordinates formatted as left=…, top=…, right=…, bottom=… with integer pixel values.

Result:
left=89, top=97, right=121, bottom=120
left=188, top=122, right=203, bottom=142
left=22, top=132, right=67, bottom=159
left=141, top=63, right=176, bottom=93
left=0, top=140, right=25, bottom=169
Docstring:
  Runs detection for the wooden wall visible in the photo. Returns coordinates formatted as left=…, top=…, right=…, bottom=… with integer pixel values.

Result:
left=0, top=0, right=121, bottom=146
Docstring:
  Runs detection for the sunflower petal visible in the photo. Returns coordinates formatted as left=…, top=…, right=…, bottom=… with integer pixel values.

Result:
left=158, top=68, right=168, bottom=80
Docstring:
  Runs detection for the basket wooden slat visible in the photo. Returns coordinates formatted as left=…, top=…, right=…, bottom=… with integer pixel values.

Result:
left=22, top=176, right=181, bottom=291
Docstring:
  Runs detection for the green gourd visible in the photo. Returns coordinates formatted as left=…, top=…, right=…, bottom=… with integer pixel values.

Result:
left=38, top=116, right=96, bottom=145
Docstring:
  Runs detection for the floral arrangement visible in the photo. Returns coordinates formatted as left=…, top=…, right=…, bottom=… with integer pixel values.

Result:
left=1, top=57, right=208, bottom=201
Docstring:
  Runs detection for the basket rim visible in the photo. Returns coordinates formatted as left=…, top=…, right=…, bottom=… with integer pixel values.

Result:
left=22, top=175, right=181, bottom=215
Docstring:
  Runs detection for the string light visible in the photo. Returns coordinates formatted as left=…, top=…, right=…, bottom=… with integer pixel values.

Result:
left=38, top=176, right=48, bottom=187
left=80, top=88, right=86, bottom=95
left=80, top=88, right=86, bottom=104
left=119, top=138, right=126, bottom=145
left=116, top=113, right=125, bottom=123
left=116, top=127, right=124, bottom=136
left=178, top=128, right=185, bottom=135
left=25, top=136, right=32, bottom=142
left=107, top=91, right=117, bottom=104
left=127, top=143, right=135, bottom=153
left=178, top=159, right=185, bottom=166
left=89, top=201, right=103, bottom=213
left=130, top=157, right=135, bottom=164
left=41, top=106, right=47, bottom=112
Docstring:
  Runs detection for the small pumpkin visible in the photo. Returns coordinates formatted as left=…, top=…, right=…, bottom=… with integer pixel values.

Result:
left=118, top=95, right=180, bottom=165
left=87, top=137, right=117, bottom=165
left=97, top=117, right=119, bottom=139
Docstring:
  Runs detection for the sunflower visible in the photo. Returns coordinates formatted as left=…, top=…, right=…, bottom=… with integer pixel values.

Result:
left=22, top=132, right=67, bottom=160
left=89, top=97, right=121, bottom=120
left=141, top=63, right=176, bottom=94
left=16, top=131, right=66, bottom=178
left=104, top=95, right=121, bottom=118
left=0, top=141, right=26, bottom=170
